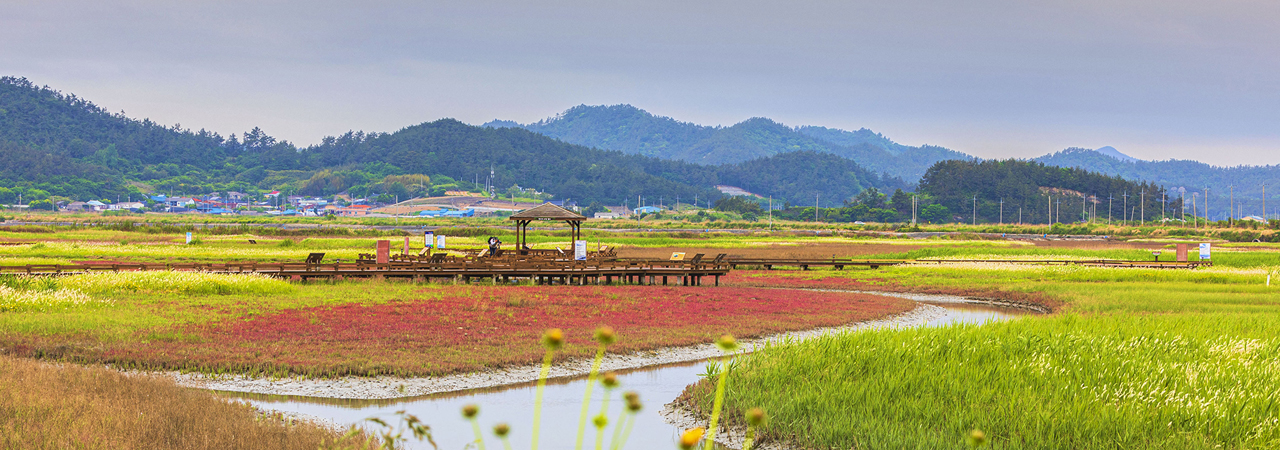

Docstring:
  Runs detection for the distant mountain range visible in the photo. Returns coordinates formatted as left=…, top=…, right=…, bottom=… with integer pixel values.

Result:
left=1033, top=148, right=1280, bottom=220
left=484, top=104, right=973, bottom=182
left=0, top=77, right=902, bottom=207
left=490, top=105, right=1280, bottom=220
left=3, top=75, right=1277, bottom=219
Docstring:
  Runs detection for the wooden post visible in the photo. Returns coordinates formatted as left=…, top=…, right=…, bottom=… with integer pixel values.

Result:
left=376, top=240, right=390, bottom=264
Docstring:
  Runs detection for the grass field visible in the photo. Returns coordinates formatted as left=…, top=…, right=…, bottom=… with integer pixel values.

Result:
left=0, top=354, right=367, bottom=449
left=3, top=221, right=1280, bottom=448
left=691, top=254, right=1280, bottom=449
left=682, top=313, right=1280, bottom=449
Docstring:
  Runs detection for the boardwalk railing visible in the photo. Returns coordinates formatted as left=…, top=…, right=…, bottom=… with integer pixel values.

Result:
left=725, top=257, right=1209, bottom=270
left=0, top=257, right=733, bottom=286
left=0, top=255, right=1208, bottom=285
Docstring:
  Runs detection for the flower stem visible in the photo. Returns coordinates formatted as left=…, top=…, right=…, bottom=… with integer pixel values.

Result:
left=596, top=389, right=613, bottom=450
left=531, top=348, right=554, bottom=450
left=469, top=417, right=487, bottom=450
left=608, top=409, right=627, bottom=450
left=703, top=354, right=731, bottom=450
left=615, top=411, right=638, bottom=450
left=575, top=344, right=606, bottom=450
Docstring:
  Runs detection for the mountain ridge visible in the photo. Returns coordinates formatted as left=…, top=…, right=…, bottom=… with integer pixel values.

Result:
left=0, top=77, right=903, bottom=206
left=484, top=104, right=975, bottom=181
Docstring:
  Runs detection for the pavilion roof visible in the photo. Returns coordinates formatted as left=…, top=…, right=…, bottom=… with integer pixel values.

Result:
left=509, top=203, right=586, bottom=221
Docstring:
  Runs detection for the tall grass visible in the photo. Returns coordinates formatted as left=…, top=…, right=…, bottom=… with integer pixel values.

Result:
left=1, top=271, right=291, bottom=313
left=0, top=284, right=102, bottom=312
left=0, top=354, right=371, bottom=449
left=59, top=271, right=295, bottom=296
left=694, top=313, right=1280, bottom=449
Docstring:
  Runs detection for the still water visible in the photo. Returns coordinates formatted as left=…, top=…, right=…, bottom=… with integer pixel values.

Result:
left=231, top=299, right=1029, bottom=450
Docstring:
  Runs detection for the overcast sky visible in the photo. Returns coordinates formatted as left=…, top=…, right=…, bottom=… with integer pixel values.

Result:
left=3, top=0, right=1278, bottom=166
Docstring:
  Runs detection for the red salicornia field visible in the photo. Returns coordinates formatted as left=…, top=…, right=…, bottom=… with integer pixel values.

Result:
left=96, top=285, right=911, bottom=377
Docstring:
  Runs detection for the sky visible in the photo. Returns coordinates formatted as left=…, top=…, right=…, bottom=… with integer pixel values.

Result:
left=3, top=0, right=1279, bottom=166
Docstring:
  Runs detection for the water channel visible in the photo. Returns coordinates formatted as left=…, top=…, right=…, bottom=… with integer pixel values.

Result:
left=226, top=296, right=1032, bottom=450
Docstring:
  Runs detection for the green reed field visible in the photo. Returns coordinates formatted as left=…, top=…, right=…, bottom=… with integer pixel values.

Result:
left=693, top=250, right=1280, bottom=449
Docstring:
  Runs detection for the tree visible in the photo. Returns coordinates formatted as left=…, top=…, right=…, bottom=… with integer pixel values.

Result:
left=889, top=188, right=912, bottom=216
left=27, top=199, right=55, bottom=210
left=854, top=187, right=885, bottom=209
left=582, top=201, right=606, bottom=217
left=920, top=204, right=949, bottom=223
left=714, top=196, right=763, bottom=214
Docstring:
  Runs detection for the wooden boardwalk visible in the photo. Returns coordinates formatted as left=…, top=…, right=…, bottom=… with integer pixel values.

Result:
left=0, top=254, right=1207, bottom=286
left=0, top=258, right=732, bottom=286
left=727, top=257, right=1210, bottom=270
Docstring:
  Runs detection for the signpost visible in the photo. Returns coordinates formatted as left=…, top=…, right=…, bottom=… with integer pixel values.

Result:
left=424, top=231, right=434, bottom=249
left=574, top=240, right=587, bottom=261
left=1152, top=251, right=1161, bottom=262
left=436, top=235, right=446, bottom=249
left=1199, top=243, right=1212, bottom=261
left=185, top=232, right=192, bottom=244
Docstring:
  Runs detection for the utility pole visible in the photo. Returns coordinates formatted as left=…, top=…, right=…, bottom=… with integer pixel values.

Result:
left=1122, top=191, right=1129, bottom=224
left=768, top=196, right=772, bottom=230
left=1048, top=195, right=1052, bottom=225
left=1108, top=195, right=1113, bottom=224
left=912, top=194, right=917, bottom=225
left=1229, top=186, right=1234, bottom=226
left=1019, top=207, right=1022, bottom=225
left=1140, top=190, right=1145, bottom=225
left=1192, top=192, right=1198, bottom=230
left=1204, top=187, right=1209, bottom=226
left=1162, top=190, right=1167, bottom=223
left=815, top=193, right=820, bottom=223
left=1055, top=197, right=1061, bottom=225
left=999, top=198, right=1004, bottom=225
left=972, top=194, right=977, bottom=226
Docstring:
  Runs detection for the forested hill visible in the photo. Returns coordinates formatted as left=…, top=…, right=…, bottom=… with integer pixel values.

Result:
left=286, top=121, right=904, bottom=206
left=483, top=104, right=974, bottom=181
left=1034, top=148, right=1280, bottom=220
left=919, top=159, right=1172, bottom=224
left=0, top=77, right=903, bottom=206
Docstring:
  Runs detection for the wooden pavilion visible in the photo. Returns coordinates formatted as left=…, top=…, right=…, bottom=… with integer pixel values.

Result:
left=509, top=203, right=587, bottom=254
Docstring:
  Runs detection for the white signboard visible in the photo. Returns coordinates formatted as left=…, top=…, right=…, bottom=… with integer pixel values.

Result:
left=1199, top=243, right=1211, bottom=260
left=436, top=235, right=446, bottom=249
left=424, top=231, right=434, bottom=249
left=574, top=240, right=587, bottom=261
left=185, top=232, right=192, bottom=244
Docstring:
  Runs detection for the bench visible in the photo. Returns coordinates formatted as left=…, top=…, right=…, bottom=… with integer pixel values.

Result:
left=304, top=253, right=326, bottom=271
